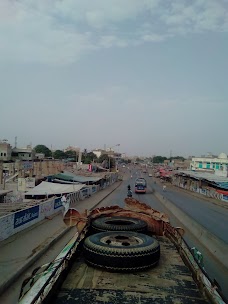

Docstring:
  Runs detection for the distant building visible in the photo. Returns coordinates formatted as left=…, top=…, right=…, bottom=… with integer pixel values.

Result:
left=164, top=159, right=190, bottom=170
left=92, top=149, right=106, bottom=158
left=64, top=146, right=80, bottom=153
left=190, top=153, right=228, bottom=172
left=0, top=140, right=12, bottom=161
left=35, top=153, right=45, bottom=160
left=11, top=145, right=35, bottom=161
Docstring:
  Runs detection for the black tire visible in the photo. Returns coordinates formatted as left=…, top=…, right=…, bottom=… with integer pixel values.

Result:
left=91, top=216, right=147, bottom=234
left=83, top=231, right=160, bottom=272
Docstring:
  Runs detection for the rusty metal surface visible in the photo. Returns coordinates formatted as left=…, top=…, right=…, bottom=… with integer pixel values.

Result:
left=63, top=198, right=170, bottom=236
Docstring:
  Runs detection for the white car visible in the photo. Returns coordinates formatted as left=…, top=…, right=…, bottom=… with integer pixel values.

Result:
left=149, top=173, right=152, bottom=177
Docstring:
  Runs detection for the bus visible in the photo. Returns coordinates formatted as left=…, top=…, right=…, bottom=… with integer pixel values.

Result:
left=135, top=178, right=147, bottom=193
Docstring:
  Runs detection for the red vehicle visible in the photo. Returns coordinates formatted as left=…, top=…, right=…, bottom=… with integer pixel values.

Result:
left=135, top=178, right=147, bottom=193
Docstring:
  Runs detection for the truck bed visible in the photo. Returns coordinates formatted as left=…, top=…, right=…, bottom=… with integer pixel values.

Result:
left=54, top=235, right=208, bottom=304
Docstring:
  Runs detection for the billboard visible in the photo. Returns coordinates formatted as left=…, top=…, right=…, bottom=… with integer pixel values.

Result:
left=14, top=205, right=39, bottom=229
left=22, top=162, right=33, bottom=170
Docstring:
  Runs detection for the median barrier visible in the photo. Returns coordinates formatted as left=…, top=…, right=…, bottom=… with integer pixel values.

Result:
left=154, top=190, right=228, bottom=270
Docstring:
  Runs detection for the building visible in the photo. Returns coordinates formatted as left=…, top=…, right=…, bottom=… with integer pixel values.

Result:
left=11, top=145, right=35, bottom=161
left=0, top=140, right=12, bottom=161
left=92, top=149, right=106, bottom=159
left=190, top=153, right=228, bottom=172
left=35, top=153, right=45, bottom=160
left=164, top=159, right=191, bottom=169
left=64, top=146, right=80, bottom=153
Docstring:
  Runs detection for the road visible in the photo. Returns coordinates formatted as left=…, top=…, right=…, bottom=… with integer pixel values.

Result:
left=99, top=167, right=228, bottom=298
left=151, top=177, right=228, bottom=243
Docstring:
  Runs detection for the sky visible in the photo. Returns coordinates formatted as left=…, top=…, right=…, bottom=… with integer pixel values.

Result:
left=0, top=0, right=227, bottom=158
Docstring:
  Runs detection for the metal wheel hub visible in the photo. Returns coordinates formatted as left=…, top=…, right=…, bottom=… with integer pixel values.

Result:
left=100, top=234, right=144, bottom=247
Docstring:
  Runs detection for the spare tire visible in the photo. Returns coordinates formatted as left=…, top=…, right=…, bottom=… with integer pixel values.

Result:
left=83, top=231, right=160, bottom=272
left=91, top=216, right=147, bottom=234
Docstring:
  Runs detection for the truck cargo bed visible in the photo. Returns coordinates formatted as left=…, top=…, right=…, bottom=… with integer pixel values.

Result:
left=54, top=236, right=207, bottom=304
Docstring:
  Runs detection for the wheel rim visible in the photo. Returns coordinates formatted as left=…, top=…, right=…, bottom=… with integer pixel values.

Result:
left=100, top=234, right=144, bottom=247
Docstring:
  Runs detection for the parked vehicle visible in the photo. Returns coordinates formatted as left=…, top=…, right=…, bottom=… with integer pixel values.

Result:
left=19, top=198, right=227, bottom=304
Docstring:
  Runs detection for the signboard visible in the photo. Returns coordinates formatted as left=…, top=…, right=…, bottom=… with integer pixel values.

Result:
left=25, top=177, right=35, bottom=188
left=54, top=198, right=62, bottom=209
left=14, top=206, right=39, bottom=229
left=23, top=162, right=33, bottom=170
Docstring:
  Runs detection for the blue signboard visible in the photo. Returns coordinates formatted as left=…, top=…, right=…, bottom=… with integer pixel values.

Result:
left=23, top=162, right=33, bottom=170
left=14, top=205, right=39, bottom=229
left=81, top=188, right=90, bottom=198
left=54, top=198, right=62, bottom=209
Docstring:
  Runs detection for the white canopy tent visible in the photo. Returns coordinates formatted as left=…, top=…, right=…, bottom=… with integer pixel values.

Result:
left=25, top=181, right=85, bottom=197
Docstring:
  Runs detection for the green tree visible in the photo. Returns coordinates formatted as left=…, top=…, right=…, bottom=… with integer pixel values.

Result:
left=65, top=150, right=76, bottom=160
left=53, top=150, right=66, bottom=159
left=169, top=156, right=185, bottom=161
left=152, top=156, right=167, bottom=163
left=98, top=154, right=115, bottom=168
left=34, top=145, right=52, bottom=157
left=82, top=152, right=97, bottom=164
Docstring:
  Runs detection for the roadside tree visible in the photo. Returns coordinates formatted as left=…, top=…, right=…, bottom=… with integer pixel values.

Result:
left=34, top=145, right=52, bottom=157
left=53, top=150, right=66, bottom=159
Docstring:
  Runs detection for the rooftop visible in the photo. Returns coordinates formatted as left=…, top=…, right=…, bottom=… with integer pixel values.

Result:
left=176, top=170, right=228, bottom=190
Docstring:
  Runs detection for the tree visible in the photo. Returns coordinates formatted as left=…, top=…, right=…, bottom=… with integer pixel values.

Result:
left=152, top=156, right=167, bottom=163
left=34, top=145, right=52, bottom=157
left=65, top=150, right=76, bottom=160
left=169, top=156, right=185, bottom=161
left=82, top=152, right=97, bottom=164
left=98, top=154, right=115, bottom=168
left=53, top=150, right=66, bottom=159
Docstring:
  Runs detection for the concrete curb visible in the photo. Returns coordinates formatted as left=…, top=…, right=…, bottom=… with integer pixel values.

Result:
left=154, top=190, right=228, bottom=270
left=0, top=181, right=122, bottom=294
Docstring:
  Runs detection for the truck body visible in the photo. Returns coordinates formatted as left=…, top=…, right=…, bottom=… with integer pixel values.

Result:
left=19, top=198, right=227, bottom=304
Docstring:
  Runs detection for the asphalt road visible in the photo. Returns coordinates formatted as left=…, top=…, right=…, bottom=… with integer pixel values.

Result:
left=151, top=179, right=228, bottom=243
left=99, top=167, right=228, bottom=299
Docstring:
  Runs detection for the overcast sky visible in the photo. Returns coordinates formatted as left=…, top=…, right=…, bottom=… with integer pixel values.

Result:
left=0, top=0, right=227, bottom=157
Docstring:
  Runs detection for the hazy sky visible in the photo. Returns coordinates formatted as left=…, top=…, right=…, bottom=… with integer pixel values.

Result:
left=0, top=0, right=227, bottom=157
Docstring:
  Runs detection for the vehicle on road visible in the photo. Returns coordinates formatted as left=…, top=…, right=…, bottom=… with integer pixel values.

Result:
left=134, top=177, right=147, bottom=193
left=19, top=198, right=227, bottom=304
left=127, top=185, right=132, bottom=197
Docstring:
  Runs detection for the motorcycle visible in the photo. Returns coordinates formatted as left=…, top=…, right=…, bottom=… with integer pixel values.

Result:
left=127, top=185, right=133, bottom=197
